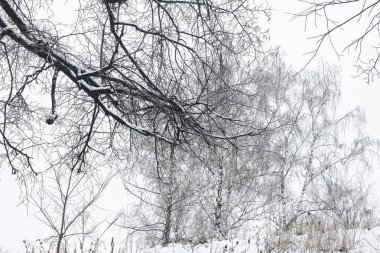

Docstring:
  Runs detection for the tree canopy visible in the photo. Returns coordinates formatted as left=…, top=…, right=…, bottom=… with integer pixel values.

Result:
left=0, top=0, right=271, bottom=174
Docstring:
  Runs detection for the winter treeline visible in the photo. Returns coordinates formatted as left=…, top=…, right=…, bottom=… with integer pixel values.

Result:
left=8, top=53, right=378, bottom=253
left=107, top=56, right=376, bottom=252
left=0, top=0, right=378, bottom=252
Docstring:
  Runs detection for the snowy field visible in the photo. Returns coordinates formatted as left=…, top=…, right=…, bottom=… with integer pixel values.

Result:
left=142, top=227, right=380, bottom=253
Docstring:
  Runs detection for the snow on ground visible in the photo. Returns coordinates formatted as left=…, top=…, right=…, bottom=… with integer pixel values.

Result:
left=141, top=227, right=380, bottom=253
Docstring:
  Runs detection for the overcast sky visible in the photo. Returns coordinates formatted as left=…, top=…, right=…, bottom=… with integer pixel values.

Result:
left=269, top=1, right=380, bottom=139
left=1, top=1, right=380, bottom=252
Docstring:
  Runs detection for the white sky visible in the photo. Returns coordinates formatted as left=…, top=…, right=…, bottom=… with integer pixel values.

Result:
left=1, top=1, right=380, bottom=252
left=269, top=0, right=380, bottom=140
